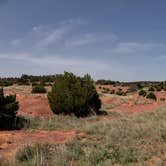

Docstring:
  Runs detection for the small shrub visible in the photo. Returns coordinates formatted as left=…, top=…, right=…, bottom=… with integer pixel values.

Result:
left=118, top=88, right=122, bottom=91
left=116, top=89, right=126, bottom=96
left=106, top=88, right=110, bottom=92
left=116, top=90, right=123, bottom=96
left=0, top=81, right=13, bottom=87
left=148, top=86, right=155, bottom=91
left=15, top=146, right=34, bottom=162
left=32, top=85, right=46, bottom=93
left=31, top=82, right=39, bottom=86
left=110, top=89, right=115, bottom=94
left=155, top=86, right=162, bottom=91
left=146, top=92, right=157, bottom=101
left=18, top=79, right=30, bottom=85
left=15, top=144, right=54, bottom=163
left=138, top=90, right=147, bottom=97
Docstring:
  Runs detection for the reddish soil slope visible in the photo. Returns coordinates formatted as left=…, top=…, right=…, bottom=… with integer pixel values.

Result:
left=101, top=91, right=166, bottom=114
left=17, top=95, right=53, bottom=117
left=4, top=86, right=53, bottom=118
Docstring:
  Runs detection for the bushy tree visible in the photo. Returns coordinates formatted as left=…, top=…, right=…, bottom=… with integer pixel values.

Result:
left=148, top=87, right=155, bottom=91
left=155, top=85, right=162, bottom=91
left=110, top=89, right=115, bottom=94
left=139, top=90, right=147, bottom=97
left=0, top=88, right=19, bottom=129
left=48, top=72, right=101, bottom=117
left=116, top=89, right=127, bottom=96
left=146, top=92, right=157, bottom=101
left=32, top=85, right=46, bottom=93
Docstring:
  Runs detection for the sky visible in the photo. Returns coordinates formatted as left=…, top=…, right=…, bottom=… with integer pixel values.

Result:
left=0, top=0, right=166, bottom=81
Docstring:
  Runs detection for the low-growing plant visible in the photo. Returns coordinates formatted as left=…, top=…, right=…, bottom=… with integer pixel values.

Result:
left=139, top=90, right=147, bottom=97
left=155, top=86, right=162, bottom=91
left=31, top=82, right=39, bottom=86
left=116, top=90, right=127, bottom=96
left=148, top=86, right=155, bottom=91
left=31, top=85, right=46, bottom=94
left=146, top=92, right=157, bottom=101
left=110, top=89, right=115, bottom=94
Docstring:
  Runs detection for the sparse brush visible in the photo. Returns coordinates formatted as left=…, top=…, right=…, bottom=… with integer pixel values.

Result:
left=31, top=85, right=46, bottom=94
left=138, top=89, right=147, bottom=97
left=146, top=92, right=157, bottom=101
left=10, top=108, right=166, bottom=165
left=6, top=103, right=166, bottom=166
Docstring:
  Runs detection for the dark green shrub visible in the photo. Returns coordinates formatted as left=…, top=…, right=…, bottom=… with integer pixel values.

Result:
left=32, top=85, right=46, bottom=93
left=155, top=86, right=162, bottom=91
left=116, top=90, right=123, bottom=96
left=138, top=90, right=147, bottom=97
left=118, top=88, right=122, bottom=91
left=48, top=72, right=101, bottom=117
left=116, top=89, right=126, bottom=96
left=148, top=87, right=155, bottom=91
left=102, top=88, right=110, bottom=93
left=31, top=82, right=39, bottom=86
left=18, top=78, right=30, bottom=85
left=0, top=88, right=19, bottom=129
left=146, top=92, right=157, bottom=101
left=0, top=80, right=13, bottom=87
left=106, top=88, right=110, bottom=92
left=110, top=89, right=115, bottom=94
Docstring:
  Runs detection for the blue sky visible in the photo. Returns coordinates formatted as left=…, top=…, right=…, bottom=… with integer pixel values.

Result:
left=0, top=0, right=166, bottom=81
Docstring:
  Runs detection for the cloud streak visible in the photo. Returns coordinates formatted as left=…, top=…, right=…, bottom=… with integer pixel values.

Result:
left=112, top=42, right=166, bottom=54
left=65, top=33, right=117, bottom=48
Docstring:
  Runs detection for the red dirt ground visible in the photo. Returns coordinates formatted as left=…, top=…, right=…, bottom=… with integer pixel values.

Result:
left=0, top=130, right=75, bottom=160
left=4, top=87, right=53, bottom=118
left=17, top=95, right=53, bottom=118
left=101, top=91, right=166, bottom=114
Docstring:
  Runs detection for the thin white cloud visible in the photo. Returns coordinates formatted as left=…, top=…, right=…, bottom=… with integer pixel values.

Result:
left=35, top=19, right=87, bottom=47
left=0, top=53, right=106, bottom=68
left=65, top=34, right=97, bottom=47
left=9, top=19, right=117, bottom=50
left=112, top=42, right=166, bottom=54
left=66, top=33, right=118, bottom=48
left=37, top=27, right=69, bottom=47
